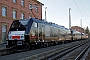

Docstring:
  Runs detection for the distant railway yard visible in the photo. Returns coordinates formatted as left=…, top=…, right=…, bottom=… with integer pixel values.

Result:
left=0, top=39, right=90, bottom=60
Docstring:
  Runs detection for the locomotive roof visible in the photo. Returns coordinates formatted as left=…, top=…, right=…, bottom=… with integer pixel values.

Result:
left=12, top=18, right=82, bottom=34
left=18, top=18, right=69, bottom=30
left=31, top=18, right=69, bottom=30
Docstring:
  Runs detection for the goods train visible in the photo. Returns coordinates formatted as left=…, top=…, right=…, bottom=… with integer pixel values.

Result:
left=6, top=18, right=87, bottom=49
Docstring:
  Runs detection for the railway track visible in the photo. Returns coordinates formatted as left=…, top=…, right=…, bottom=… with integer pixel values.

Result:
left=41, top=40, right=90, bottom=60
left=0, top=46, right=29, bottom=56
left=20, top=39, right=90, bottom=60
left=0, top=39, right=89, bottom=60
left=0, top=40, right=83, bottom=57
left=0, top=47, right=13, bottom=56
left=58, top=42, right=90, bottom=60
left=75, top=44, right=89, bottom=60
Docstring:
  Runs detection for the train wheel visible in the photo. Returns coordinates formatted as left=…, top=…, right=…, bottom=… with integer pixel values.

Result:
left=25, top=43, right=30, bottom=49
left=46, top=43, right=49, bottom=47
left=12, top=45, right=17, bottom=52
left=51, top=42, right=54, bottom=46
left=43, top=43, right=46, bottom=47
left=6, top=45, right=10, bottom=48
left=30, top=43, right=36, bottom=49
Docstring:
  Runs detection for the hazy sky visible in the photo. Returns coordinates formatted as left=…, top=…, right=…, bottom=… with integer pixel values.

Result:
left=38, top=0, right=90, bottom=29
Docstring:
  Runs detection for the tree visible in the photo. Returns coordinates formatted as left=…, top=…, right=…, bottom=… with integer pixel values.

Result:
left=85, top=26, right=89, bottom=34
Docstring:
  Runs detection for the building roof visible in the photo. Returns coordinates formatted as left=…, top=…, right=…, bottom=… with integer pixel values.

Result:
left=71, top=26, right=84, bottom=30
left=32, top=0, right=44, bottom=5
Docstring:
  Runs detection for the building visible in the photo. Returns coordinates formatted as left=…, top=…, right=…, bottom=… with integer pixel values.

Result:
left=0, top=0, right=43, bottom=44
left=71, top=26, right=85, bottom=33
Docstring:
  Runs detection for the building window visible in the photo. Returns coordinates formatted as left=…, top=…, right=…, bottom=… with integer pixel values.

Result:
left=29, top=4, right=32, bottom=10
left=2, top=25, right=7, bottom=43
left=21, top=13, right=25, bottom=19
left=12, top=0, right=16, bottom=3
left=12, top=10, right=17, bottom=19
left=2, top=6, right=7, bottom=17
left=21, top=0, right=24, bottom=6
left=36, top=7, right=38, bottom=12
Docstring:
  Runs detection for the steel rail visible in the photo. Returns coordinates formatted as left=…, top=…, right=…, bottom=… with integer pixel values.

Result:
left=75, top=44, right=90, bottom=60
left=47, top=42, right=86, bottom=60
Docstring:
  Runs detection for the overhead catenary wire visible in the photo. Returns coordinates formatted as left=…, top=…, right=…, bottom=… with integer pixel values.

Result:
left=73, top=0, right=90, bottom=26
left=80, top=0, right=87, bottom=18
left=73, top=0, right=90, bottom=28
left=38, top=0, right=69, bottom=23
left=73, top=0, right=85, bottom=18
left=80, top=0, right=90, bottom=25
left=38, top=0, right=90, bottom=28
left=49, top=0, right=90, bottom=27
left=49, top=0, right=68, bottom=16
left=46, top=8, right=67, bottom=21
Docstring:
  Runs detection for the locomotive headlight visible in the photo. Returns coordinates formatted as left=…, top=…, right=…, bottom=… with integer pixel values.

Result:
left=21, top=36, right=24, bottom=38
left=9, top=36, right=11, bottom=39
left=20, top=36, right=24, bottom=39
left=5, top=41, right=8, bottom=45
left=8, top=32, right=11, bottom=39
left=9, top=31, right=11, bottom=34
left=8, top=35, right=11, bottom=39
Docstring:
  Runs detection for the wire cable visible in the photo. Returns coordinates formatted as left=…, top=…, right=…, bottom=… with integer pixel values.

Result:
left=73, top=0, right=86, bottom=20
left=73, top=0, right=90, bottom=27
left=46, top=8, right=67, bottom=21
left=49, top=0, right=67, bottom=14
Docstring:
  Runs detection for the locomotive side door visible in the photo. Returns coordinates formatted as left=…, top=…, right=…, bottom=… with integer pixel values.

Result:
left=37, top=23, right=45, bottom=41
left=30, top=22, right=38, bottom=42
left=41, top=24, right=45, bottom=40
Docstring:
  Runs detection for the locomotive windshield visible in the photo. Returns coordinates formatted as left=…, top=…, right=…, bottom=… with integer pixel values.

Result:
left=9, top=20, right=29, bottom=31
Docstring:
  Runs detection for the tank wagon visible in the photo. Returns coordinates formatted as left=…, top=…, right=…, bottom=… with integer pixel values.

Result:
left=6, top=18, right=87, bottom=49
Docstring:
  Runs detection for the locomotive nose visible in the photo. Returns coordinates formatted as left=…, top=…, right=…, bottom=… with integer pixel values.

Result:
left=8, top=31, right=25, bottom=40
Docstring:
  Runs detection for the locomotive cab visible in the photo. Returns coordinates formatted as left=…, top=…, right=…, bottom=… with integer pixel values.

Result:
left=6, top=18, right=31, bottom=49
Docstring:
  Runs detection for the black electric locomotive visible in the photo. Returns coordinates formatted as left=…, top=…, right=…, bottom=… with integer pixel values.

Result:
left=6, top=18, right=87, bottom=49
